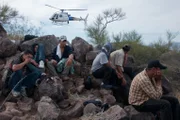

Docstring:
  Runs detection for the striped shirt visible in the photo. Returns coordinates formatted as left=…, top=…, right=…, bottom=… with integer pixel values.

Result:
left=129, top=69, right=162, bottom=105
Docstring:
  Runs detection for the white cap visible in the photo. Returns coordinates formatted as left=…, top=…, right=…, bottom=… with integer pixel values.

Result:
left=60, top=35, right=67, bottom=41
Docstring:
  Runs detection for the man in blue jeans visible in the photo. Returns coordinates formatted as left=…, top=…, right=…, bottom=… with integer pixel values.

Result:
left=9, top=50, right=42, bottom=97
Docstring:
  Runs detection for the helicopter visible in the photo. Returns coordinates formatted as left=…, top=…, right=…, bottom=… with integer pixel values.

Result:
left=45, top=4, right=89, bottom=25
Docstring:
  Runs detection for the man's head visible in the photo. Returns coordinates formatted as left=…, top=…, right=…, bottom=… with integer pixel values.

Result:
left=102, top=42, right=112, bottom=54
left=146, top=60, right=167, bottom=79
left=59, top=35, right=67, bottom=48
left=22, top=50, right=33, bottom=61
left=32, top=43, right=39, bottom=53
left=122, top=44, right=131, bottom=53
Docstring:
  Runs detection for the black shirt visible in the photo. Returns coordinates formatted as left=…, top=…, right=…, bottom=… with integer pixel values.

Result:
left=52, top=45, right=73, bottom=62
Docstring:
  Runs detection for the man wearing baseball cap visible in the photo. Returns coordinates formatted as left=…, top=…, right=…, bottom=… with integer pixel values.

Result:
left=47, top=35, right=74, bottom=76
left=129, top=60, right=179, bottom=120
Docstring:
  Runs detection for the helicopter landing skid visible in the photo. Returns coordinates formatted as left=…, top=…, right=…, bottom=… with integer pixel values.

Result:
left=52, top=22, right=69, bottom=26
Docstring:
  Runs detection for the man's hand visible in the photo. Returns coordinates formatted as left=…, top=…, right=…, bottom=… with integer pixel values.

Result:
left=30, top=59, right=38, bottom=67
left=154, top=70, right=162, bottom=86
left=116, top=70, right=126, bottom=86
left=51, top=59, right=57, bottom=66
left=121, top=78, right=127, bottom=86
left=116, top=70, right=123, bottom=79
left=24, top=58, right=31, bottom=64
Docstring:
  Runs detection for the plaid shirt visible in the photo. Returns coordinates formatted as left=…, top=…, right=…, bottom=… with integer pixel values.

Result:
left=129, top=69, right=162, bottom=105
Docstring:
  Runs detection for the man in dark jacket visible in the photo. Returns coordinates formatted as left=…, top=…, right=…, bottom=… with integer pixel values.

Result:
left=9, top=50, right=42, bottom=97
left=47, top=35, right=74, bottom=76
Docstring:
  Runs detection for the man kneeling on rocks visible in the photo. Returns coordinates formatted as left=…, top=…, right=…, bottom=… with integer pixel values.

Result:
left=47, top=35, right=74, bottom=76
left=91, top=43, right=129, bottom=105
left=129, top=60, right=180, bottom=120
left=9, top=50, right=42, bottom=97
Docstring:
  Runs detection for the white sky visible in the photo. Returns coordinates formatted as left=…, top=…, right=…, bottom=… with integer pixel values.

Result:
left=1, top=0, right=180, bottom=45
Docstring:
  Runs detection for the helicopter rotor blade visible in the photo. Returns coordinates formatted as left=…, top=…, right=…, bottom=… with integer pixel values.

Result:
left=45, top=4, right=62, bottom=11
left=63, top=9, right=87, bottom=11
left=45, top=4, right=87, bottom=11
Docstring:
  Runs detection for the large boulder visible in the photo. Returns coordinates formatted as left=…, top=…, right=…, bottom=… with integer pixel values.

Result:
left=17, top=97, right=34, bottom=112
left=72, top=37, right=93, bottom=63
left=86, top=50, right=100, bottom=65
left=81, top=105, right=128, bottom=120
left=83, top=103, right=101, bottom=115
left=0, top=112, right=13, bottom=120
left=124, top=105, right=155, bottom=120
left=0, top=24, right=7, bottom=38
left=0, top=38, right=17, bottom=58
left=37, top=76, right=65, bottom=102
left=58, top=100, right=84, bottom=119
left=20, top=35, right=58, bottom=56
left=37, top=96, right=60, bottom=120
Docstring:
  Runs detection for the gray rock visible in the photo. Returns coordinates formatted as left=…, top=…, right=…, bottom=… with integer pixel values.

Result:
left=0, top=38, right=17, bottom=58
left=17, top=97, right=34, bottom=112
left=59, top=100, right=84, bottom=119
left=102, top=105, right=127, bottom=120
left=74, top=61, right=82, bottom=75
left=72, top=37, right=92, bottom=63
left=37, top=96, right=60, bottom=120
left=0, top=24, right=7, bottom=38
left=20, top=35, right=58, bottom=56
left=86, top=50, right=100, bottom=65
left=103, top=94, right=116, bottom=105
left=38, top=76, right=65, bottom=102
left=0, top=112, right=13, bottom=120
left=83, top=105, right=128, bottom=120
left=83, top=103, right=101, bottom=115
left=124, top=105, right=155, bottom=120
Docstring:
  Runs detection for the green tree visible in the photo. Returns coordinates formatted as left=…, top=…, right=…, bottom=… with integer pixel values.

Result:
left=151, top=31, right=179, bottom=54
left=0, top=4, right=19, bottom=24
left=86, top=8, right=126, bottom=46
left=0, top=4, right=43, bottom=40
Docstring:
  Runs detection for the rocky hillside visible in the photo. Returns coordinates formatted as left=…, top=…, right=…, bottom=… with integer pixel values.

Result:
left=0, top=24, right=180, bottom=120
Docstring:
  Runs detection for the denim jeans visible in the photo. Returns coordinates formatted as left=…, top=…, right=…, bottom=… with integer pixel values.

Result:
left=34, top=43, right=45, bottom=63
left=8, top=64, right=41, bottom=92
left=133, top=96, right=180, bottom=120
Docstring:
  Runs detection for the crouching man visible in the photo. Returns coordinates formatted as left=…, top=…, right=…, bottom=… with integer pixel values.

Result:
left=9, top=50, right=42, bottom=97
left=129, top=60, right=180, bottom=120
left=47, top=35, right=74, bottom=76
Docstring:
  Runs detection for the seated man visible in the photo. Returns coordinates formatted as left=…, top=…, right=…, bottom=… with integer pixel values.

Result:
left=110, top=44, right=134, bottom=81
left=129, top=60, right=180, bottom=120
left=8, top=50, right=42, bottom=97
left=91, top=43, right=129, bottom=104
left=32, top=43, right=46, bottom=69
left=47, top=35, right=74, bottom=76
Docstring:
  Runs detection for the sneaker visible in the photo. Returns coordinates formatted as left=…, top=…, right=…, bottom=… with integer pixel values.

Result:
left=21, top=87, right=27, bottom=97
left=39, top=60, right=45, bottom=68
left=12, top=90, right=20, bottom=97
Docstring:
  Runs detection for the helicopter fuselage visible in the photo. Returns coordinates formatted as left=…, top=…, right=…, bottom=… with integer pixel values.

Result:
left=49, top=12, right=87, bottom=24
